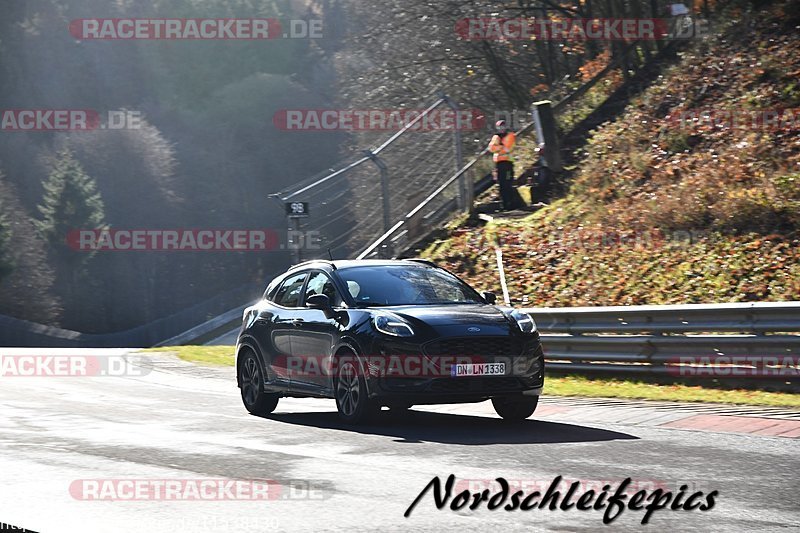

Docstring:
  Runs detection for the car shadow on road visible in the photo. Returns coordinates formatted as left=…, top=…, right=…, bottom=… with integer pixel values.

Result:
left=261, top=409, right=639, bottom=445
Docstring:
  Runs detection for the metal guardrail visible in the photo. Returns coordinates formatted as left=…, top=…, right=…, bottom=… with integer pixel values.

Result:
left=524, top=302, right=800, bottom=386
left=154, top=303, right=255, bottom=347
left=0, top=281, right=265, bottom=348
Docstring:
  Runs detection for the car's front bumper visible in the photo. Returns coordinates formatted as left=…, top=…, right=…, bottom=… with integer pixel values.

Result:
left=369, top=378, right=543, bottom=404
left=364, top=335, right=545, bottom=401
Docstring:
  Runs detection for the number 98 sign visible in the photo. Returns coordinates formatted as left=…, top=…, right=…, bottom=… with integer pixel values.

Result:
left=286, top=202, right=310, bottom=218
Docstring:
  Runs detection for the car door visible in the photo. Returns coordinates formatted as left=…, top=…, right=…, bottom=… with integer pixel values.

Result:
left=290, top=270, right=342, bottom=393
left=267, top=271, right=309, bottom=383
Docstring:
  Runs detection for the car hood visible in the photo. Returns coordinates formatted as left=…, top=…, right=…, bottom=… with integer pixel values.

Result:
left=384, top=304, right=512, bottom=327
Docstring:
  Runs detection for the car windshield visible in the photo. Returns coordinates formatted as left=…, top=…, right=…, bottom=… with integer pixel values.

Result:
left=337, top=265, right=484, bottom=306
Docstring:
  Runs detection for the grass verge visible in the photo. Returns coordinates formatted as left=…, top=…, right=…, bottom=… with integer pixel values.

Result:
left=143, top=346, right=800, bottom=408
left=142, top=346, right=235, bottom=367
left=547, top=375, right=800, bottom=408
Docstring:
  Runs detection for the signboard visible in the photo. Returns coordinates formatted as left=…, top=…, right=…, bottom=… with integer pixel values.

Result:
left=285, top=202, right=310, bottom=218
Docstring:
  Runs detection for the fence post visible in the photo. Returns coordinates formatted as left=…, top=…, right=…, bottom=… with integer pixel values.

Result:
left=440, top=93, right=471, bottom=213
left=290, top=216, right=302, bottom=265
left=364, top=150, right=391, bottom=256
left=531, top=100, right=562, bottom=172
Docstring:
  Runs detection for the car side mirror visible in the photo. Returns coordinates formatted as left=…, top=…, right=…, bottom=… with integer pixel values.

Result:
left=306, top=294, right=334, bottom=318
left=481, top=291, right=497, bottom=304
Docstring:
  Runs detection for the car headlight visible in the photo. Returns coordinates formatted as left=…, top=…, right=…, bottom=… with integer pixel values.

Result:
left=510, top=310, right=537, bottom=333
left=373, top=312, right=415, bottom=337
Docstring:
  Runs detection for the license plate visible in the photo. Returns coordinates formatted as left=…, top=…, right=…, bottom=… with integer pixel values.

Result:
left=451, top=363, right=506, bottom=377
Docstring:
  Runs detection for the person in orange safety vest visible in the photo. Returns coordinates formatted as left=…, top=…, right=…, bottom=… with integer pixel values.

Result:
left=488, top=120, right=520, bottom=210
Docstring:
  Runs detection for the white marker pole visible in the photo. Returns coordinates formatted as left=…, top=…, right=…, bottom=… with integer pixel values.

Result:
left=495, top=245, right=511, bottom=306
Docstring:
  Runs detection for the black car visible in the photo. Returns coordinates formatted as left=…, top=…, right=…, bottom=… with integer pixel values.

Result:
left=236, top=259, right=544, bottom=424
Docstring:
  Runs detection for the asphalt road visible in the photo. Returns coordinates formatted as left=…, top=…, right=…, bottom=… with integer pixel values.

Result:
left=0, top=349, right=798, bottom=533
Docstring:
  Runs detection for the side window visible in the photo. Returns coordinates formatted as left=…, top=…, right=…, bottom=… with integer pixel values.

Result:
left=273, top=272, right=308, bottom=308
left=304, top=271, right=342, bottom=307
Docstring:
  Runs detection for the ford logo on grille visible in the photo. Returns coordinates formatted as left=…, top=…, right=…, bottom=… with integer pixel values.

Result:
left=467, top=327, right=481, bottom=333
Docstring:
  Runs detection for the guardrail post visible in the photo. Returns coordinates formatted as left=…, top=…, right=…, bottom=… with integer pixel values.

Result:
left=531, top=100, right=562, bottom=172
left=364, top=150, right=391, bottom=256
left=440, top=92, right=471, bottom=213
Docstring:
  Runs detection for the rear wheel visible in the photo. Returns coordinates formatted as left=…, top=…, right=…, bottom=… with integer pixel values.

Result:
left=492, top=395, right=539, bottom=421
left=239, top=351, right=279, bottom=416
left=334, top=357, right=377, bottom=424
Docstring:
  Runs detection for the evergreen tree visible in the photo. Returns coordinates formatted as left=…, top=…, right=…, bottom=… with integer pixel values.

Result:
left=36, top=148, right=106, bottom=260
left=36, top=148, right=106, bottom=314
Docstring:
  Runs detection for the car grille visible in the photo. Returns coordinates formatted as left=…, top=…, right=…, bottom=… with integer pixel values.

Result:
left=424, top=337, right=526, bottom=357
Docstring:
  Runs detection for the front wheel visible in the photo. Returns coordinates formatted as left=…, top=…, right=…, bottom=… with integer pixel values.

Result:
left=492, top=395, right=539, bottom=421
left=334, top=357, right=377, bottom=424
left=239, top=351, right=279, bottom=416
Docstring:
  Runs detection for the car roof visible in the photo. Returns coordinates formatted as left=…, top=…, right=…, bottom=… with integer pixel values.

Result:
left=287, top=258, right=435, bottom=272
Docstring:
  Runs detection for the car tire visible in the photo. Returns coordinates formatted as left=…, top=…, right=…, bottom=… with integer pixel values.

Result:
left=491, top=395, right=539, bottom=421
left=239, top=350, right=279, bottom=416
left=334, top=356, right=377, bottom=424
